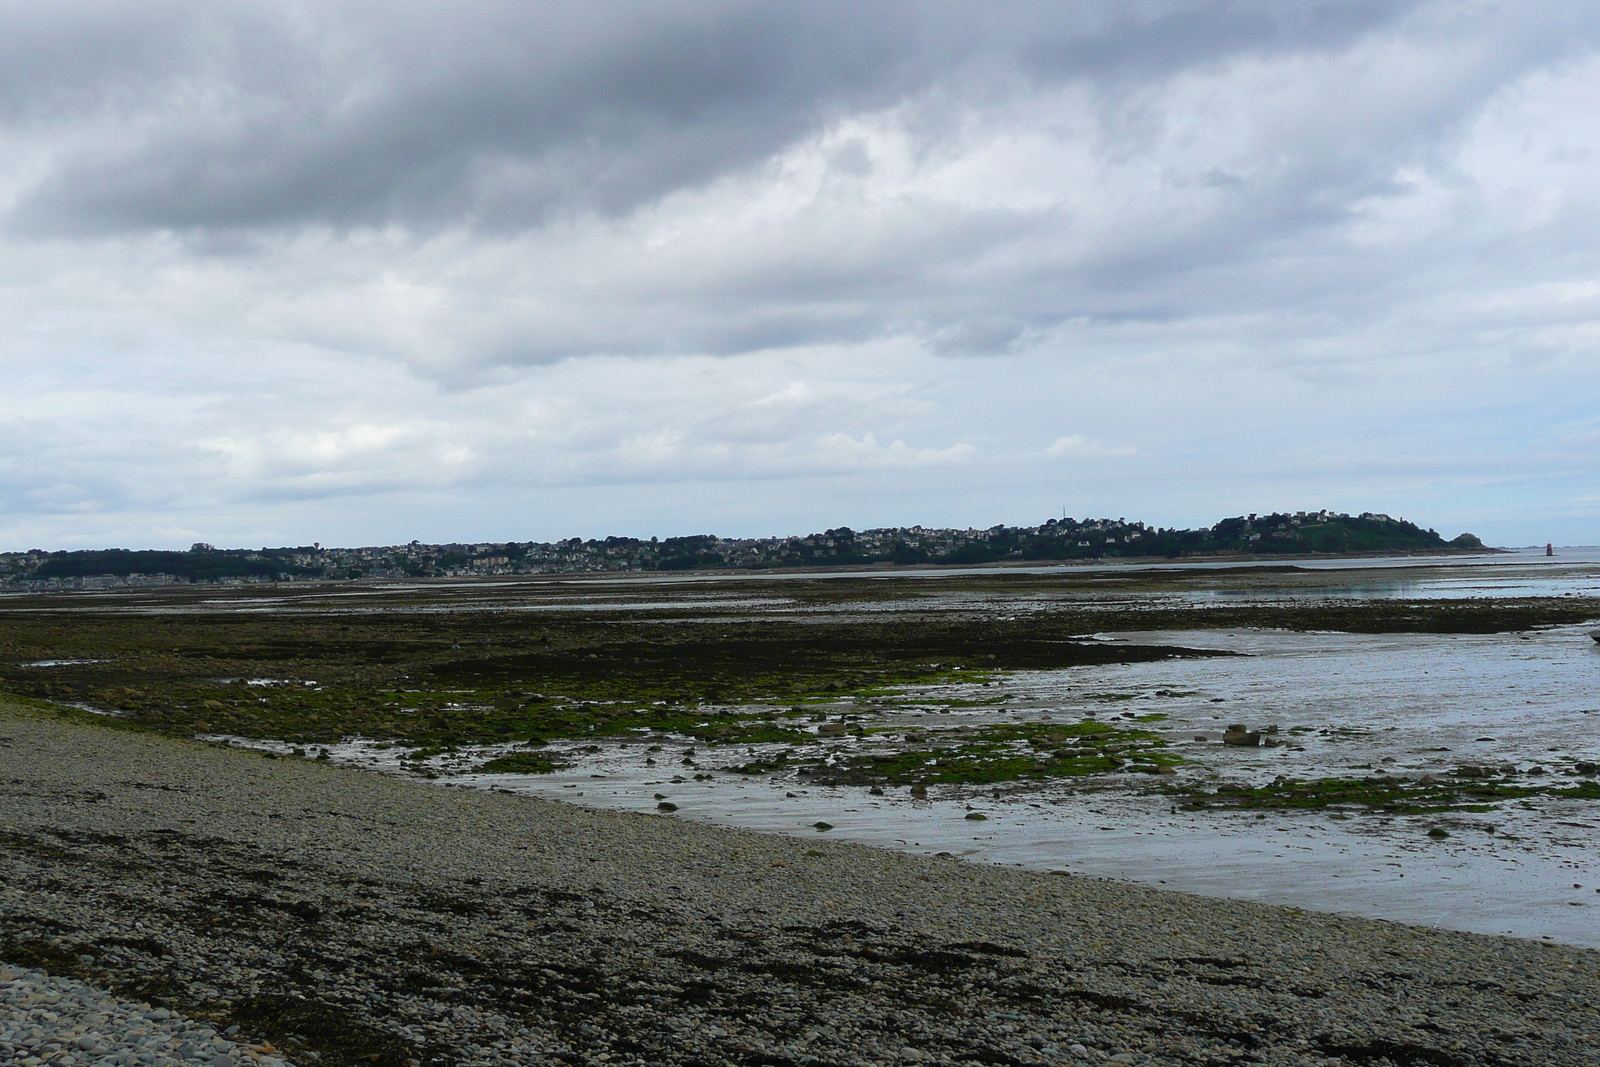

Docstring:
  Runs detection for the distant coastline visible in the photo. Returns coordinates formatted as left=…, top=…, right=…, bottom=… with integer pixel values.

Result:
left=0, top=509, right=1485, bottom=590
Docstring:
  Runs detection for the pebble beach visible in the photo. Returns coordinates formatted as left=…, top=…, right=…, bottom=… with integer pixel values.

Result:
left=2, top=701, right=1597, bottom=1067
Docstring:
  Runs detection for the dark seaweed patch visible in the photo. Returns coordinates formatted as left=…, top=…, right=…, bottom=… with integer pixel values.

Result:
left=1314, top=1039, right=1465, bottom=1066
left=1167, top=772, right=1600, bottom=813
left=229, top=994, right=421, bottom=1067
left=0, top=935, right=88, bottom=975
left=952, top=941, right=1030, bottom=958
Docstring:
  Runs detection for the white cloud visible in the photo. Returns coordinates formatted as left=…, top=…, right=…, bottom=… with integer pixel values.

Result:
left=1044, top=435, right=1138, bottom=459
left=1, top=2, right=1599, bottom=548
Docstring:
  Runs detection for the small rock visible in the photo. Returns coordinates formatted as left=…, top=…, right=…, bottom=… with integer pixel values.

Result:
left=813, top=821, right=833, bottom=831
left=657, top=801, right=678, bottom=812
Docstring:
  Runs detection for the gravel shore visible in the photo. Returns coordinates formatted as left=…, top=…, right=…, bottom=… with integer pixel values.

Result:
left=2, top=702, right=1597, bottom=1067
left=0, top=963, right=287, bottom=1067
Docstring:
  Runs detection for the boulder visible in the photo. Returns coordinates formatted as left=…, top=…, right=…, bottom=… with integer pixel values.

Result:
left=1222, top=725, right=1261, bottom=747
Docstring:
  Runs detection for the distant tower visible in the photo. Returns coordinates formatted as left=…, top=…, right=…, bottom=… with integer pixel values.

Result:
left=1546, top=543, right=1554, bottom=556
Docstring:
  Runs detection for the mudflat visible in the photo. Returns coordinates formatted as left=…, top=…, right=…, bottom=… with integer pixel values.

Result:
left=2, top=701, right=1596, bottom=1067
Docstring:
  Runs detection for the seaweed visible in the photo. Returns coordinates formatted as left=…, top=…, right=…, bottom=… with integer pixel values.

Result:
left=795, top=720, right=1176, bottom=786
left=229, top=994, right=422, bottom=1067
left=1, top=578, right=1593, bottom=765
left=472, top=751, right=568, bottom=774
left=0, top=584, right=1227, bottom=749
left=1164, top=772, right=1580, bottom=814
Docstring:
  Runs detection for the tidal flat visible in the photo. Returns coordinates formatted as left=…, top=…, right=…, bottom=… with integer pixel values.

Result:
left=3, top=549, right=1599, bottom=947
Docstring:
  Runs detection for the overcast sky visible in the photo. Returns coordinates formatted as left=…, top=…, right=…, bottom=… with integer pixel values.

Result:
left=2, top=0, right=1598, bottom=550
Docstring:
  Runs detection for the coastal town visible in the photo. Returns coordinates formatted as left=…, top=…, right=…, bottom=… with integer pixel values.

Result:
left=0, top=511, right=1477, bottom=591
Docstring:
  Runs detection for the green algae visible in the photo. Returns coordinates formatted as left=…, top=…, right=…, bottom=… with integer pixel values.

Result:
left=791, top=720, right=1177, bottom=786
left=471, top=751, right=569, bottom=774
left=0, top=588, right=1219, bottom=749
left=1170, top=772, right=1600, bottom=814
left=2, top=576, right=1594, bottom=765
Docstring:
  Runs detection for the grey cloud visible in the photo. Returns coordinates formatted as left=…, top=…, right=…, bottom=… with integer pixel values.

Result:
left=930, top=316, right=1026, bottom=356
left=6, top=1, right=920, bottom=233
left=5, top=1, right=1433, bottom=237
left=1015, top=0, right=1420, bottom=83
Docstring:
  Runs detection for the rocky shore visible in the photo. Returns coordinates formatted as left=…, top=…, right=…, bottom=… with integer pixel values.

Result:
left=2, top=702, right=1597, bottom=1067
